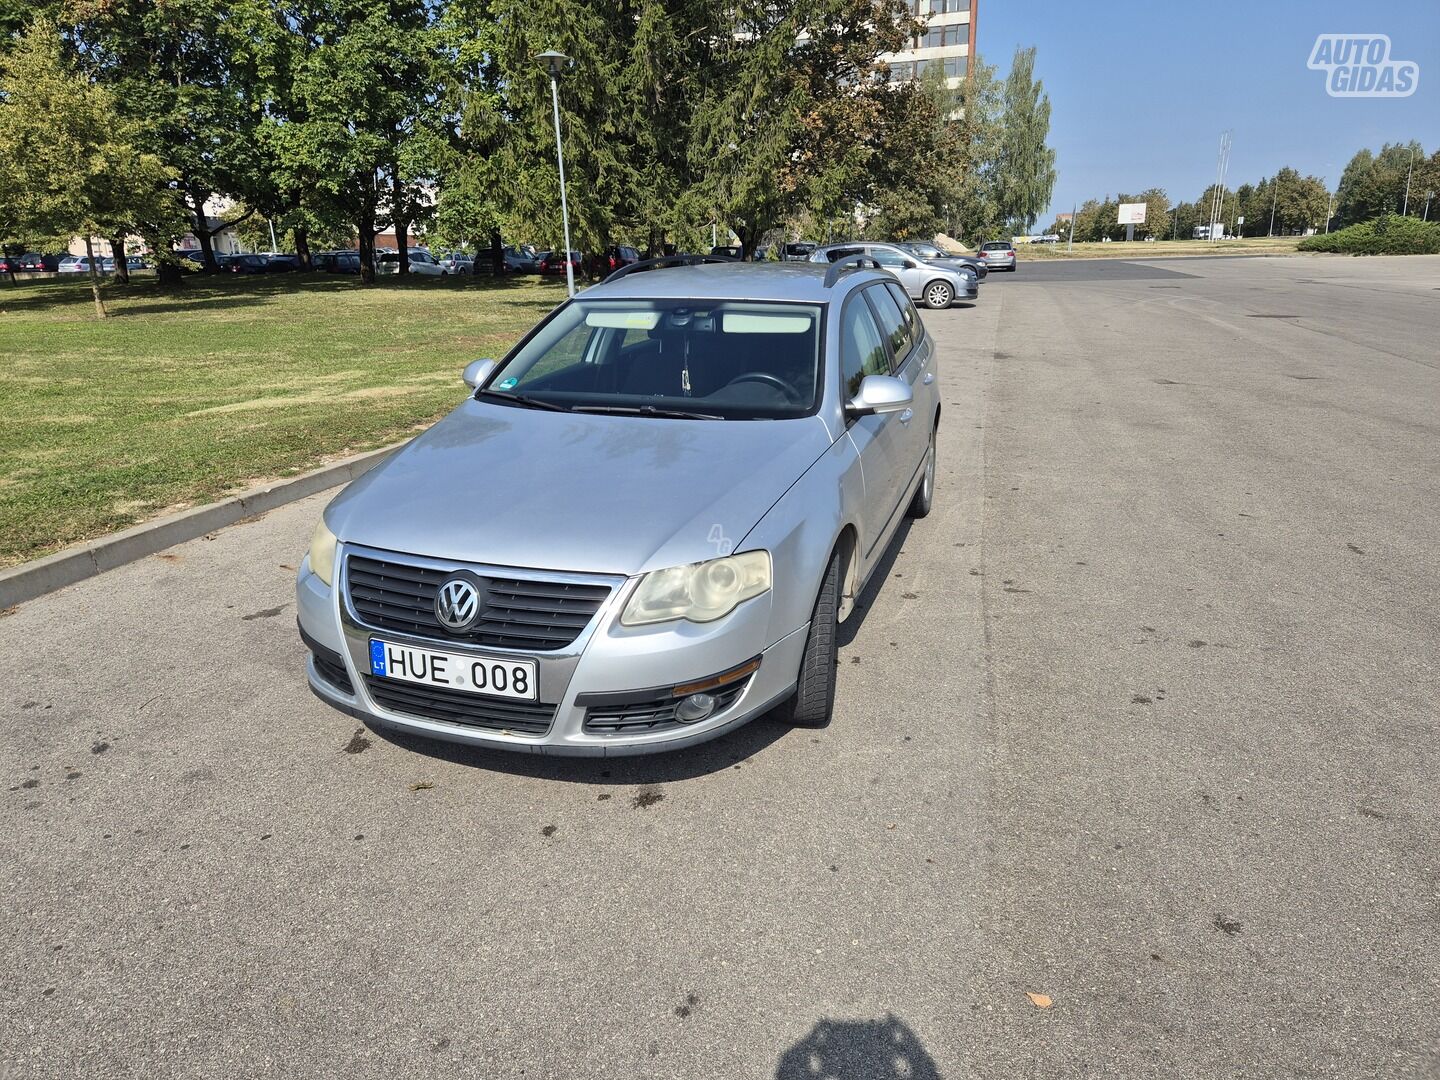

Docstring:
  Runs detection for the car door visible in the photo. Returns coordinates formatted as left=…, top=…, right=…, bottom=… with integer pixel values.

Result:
left=840, top=287, right=912, bottom=563
left=865, top=282, right=931, bottom=499
left=866, top=246, right=924, bottom=300
left=882, top=280, right=938, bottom=465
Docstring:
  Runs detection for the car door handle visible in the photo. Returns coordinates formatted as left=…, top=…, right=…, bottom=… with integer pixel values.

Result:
left=899, top=408, right=914, bottom=424
left=922, top=373, right=935, bottom=385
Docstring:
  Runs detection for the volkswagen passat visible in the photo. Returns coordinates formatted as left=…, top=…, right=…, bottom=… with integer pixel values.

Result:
left=296, top=256, right=940, bottom=755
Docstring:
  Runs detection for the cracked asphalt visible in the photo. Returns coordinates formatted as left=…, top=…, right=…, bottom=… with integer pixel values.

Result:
left=2, top=254, right=1437, bottom=1079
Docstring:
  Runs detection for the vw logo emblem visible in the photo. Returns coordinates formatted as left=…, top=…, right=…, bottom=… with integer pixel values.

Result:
left=435, top=576, right=481, bottom=632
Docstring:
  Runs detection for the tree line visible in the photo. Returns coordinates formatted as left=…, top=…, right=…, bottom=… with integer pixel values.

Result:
left=1050, top=140, right=1436, bottom=244
left=0, top=0, right=1058, bottom=307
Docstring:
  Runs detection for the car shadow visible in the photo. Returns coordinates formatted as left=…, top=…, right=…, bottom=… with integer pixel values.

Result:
left=776, top=1014, right=943, bottom=1079
left=364, top=704, right=793, bottom=784
left=839, top=517, right=915, bottom=649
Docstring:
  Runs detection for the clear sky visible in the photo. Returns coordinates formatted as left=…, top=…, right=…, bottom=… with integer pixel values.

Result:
left=977, top=0, right=1440, bottom=221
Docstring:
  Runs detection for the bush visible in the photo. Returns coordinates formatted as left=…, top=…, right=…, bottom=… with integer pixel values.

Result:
left=1299, top=213, right=1440, bottom=255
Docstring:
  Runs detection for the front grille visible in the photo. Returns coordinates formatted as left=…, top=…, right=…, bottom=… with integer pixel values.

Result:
left=364, top=676, right=556, bottom=736
left=583, top=679, right=750, bottom=736
left=347, top=554, right=611, bottom=651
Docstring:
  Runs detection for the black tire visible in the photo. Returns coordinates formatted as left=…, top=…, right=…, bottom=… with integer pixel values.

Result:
left=777, top=548, right=842, bottom=728
left=922, top=280, right=954, bottom=309
left=909, top=428, right=936, bottom=518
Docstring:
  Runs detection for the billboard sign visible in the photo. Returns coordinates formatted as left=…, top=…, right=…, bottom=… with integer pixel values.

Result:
left=1117, top=202, right=1148, bottom=225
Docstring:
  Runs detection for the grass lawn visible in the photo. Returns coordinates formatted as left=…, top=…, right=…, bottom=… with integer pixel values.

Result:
left=1014, top=236, right=1305, bottom=259
left=0, top=273, right=568, bottom=569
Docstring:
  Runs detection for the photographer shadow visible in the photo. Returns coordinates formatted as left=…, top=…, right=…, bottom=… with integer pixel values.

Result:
left=776, top=1014, right=943, bottom=1080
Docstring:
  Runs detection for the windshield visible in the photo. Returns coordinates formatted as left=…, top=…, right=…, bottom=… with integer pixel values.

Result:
left=485, top=298, right=824, bottom=420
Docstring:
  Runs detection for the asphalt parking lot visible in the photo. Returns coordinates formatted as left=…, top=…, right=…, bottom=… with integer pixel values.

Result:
left=3, top=254, right=1438, bottom=1079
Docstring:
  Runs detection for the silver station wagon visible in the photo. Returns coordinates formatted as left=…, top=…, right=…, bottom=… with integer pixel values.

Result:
left=296, top=255, right=941, bottom=755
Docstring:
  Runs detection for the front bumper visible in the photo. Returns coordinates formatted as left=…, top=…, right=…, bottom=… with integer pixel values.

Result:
left=296, top=546, right=807, bottom=756
left=958, top=279, right=979, bottom=301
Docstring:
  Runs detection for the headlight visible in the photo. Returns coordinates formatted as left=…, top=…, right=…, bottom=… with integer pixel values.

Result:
left=308, top=518, right=338, bottom=587
left=621, top=551, right=771, bottom=626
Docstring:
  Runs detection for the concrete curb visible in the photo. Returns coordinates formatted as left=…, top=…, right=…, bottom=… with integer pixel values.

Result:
left=0, top=444, right=400, bottom=610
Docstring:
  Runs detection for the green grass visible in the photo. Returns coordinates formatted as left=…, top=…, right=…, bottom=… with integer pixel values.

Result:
left=1014, top=236, right=1305, bottom=259
left=0, top=273, right=566, bottom=569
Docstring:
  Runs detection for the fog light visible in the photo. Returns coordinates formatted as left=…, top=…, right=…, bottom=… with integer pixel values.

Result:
left=676, top=693, right=716, bottom=723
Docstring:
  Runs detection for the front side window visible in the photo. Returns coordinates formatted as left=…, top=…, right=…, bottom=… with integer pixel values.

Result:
left=869, top=248, right=911, bottom=270
left=884, top=282, right=923, bottom=348
left=486, top=299, right=824, bottom=420
left=840, top=295, right=891, bottom=399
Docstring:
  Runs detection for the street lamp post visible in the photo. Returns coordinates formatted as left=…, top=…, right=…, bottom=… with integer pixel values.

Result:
left=536, top=50, right=575, bottom=297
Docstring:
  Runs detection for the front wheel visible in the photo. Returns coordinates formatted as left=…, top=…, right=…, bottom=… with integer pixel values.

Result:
left=923, top=280, right=954, bottom=309
left=776, top=549, right=842, bottom=728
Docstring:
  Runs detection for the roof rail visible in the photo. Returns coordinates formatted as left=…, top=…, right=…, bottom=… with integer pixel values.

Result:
left=603, top=253, right=736, bottom=284
left=823, top=254, right=884, bottom=289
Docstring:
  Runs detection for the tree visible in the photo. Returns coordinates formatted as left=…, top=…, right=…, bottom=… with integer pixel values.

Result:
left=0, top=20, right=181, bottom=316
left=949, top=52, right=1003, bottom=242
left=65, top=0, right=274, bottom=274
left=275, top=0, right=437, bottom=283
left=992, top=46, right=1056, bottom=233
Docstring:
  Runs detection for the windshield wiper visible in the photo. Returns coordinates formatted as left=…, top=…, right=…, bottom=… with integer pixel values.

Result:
left=477, top=389, right=570, bottom=412
left=571, top=404, right=724, bottom=421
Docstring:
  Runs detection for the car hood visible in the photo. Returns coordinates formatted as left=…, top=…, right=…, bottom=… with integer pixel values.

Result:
left=324, top=399, right=835, bottom=577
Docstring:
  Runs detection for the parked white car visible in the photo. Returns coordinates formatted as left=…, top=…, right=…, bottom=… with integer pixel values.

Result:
left=377, top=248, right=448, bottom=277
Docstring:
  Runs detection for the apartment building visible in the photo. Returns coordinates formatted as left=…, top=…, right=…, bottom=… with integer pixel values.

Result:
left=883, top=0, right=977, bottom=87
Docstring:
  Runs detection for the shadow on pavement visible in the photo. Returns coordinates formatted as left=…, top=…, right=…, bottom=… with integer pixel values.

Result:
left=776, top=1014, right=943, bottom=1080
left=366, top=705, right=793, bottom=784
left=0, top=271, right=565, bottom=317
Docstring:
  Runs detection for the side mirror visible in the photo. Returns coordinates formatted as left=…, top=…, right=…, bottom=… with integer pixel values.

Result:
left=846, top=374, right=913, bottom=417
left=463, top=358, right=498, bottom=390
left=903, top=259, right=917, bottom=269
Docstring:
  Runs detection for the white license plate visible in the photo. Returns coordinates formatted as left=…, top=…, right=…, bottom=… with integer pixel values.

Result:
left=368, top=639, right=538, bottom=701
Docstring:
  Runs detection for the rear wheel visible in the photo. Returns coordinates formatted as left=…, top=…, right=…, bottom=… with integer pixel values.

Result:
left=923, top=280, right=954, bottom=309
left=777, top=549, right=842, bottom=728
left=909, top=428, right=936, bottom=518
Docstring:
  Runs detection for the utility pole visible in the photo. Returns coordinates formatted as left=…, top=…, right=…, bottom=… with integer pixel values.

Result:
left=1209, top=131, right=1232, bottom=242
left=1425, top=191, right=1433, bottom=221
left=1403, top=145, right=1414, bottom=215
left=1268, top=179, right=1278, bottom=237
left=1067, top=203, right=1075, bottom=252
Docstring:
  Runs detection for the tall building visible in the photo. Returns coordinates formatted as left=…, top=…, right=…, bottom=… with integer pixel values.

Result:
left=883, top=0, right=978, bottom=88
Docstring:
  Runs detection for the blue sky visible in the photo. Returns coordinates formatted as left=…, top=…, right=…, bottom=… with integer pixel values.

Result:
left=977, top=0, right=1440, bottom=221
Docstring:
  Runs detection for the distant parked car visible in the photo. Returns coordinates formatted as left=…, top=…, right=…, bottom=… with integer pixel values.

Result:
left=809, top=242, right=978, bottom=309
left=377, top=248, right=447, bottom=277
left=592, top=245, right=642, bottom=276
left=539, top=250, right=583, bottom=277
left=126, top=256, right=151, bottom=271
left=0, top=255, right=24, bottom=273
left=503, top=245, right=540, bottom=273
left=710, top=245, right=743, bottom=259
left=435, top=252, right=474, bottom=275
left=223, top=253, right=270, bottom=275
left=57, top=256, right=100, bottom=274
left=783, top=242, right=817, bottom=262
left=19, top=253, right=64, bottom=272
left=978, top=241, right=1017, bottom=271
left=893, top=241, right=988, bottom=280
left=261, top=253, right=302, bottom=272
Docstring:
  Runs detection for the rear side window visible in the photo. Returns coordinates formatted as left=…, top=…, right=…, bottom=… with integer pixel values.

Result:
left=869, top=248, right=910, bottom=270
left=883, top=282, right=923, bottom=348
left=865, top=284, right=912, bottom=366
left=840, top=295, right=891, bottom=399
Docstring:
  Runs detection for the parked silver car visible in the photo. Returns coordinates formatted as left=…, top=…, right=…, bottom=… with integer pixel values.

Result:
left=809, top=242, right=978, bottom=308
left=979, top=241, right=1018, bottom=271
left=893, top=240, right=988, bottom=280
left=296, top=256, right=940, bottom=755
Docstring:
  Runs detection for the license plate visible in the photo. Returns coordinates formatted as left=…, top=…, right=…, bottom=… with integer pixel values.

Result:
left=368, top=639, right=538, bottom=701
